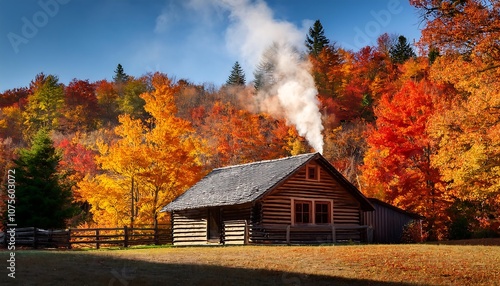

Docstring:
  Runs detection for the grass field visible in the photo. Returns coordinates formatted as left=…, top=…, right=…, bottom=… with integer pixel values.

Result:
left=1, top=242, right=499, bottom=285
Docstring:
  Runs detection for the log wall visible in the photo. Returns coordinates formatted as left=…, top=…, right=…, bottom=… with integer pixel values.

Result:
left=172, top=208, right=208, bottom=246
left=256, top=161, right=363, bottom=242
left=172, top=205, right=253, bottom=245
left=221, top=204, right=252, bottom=245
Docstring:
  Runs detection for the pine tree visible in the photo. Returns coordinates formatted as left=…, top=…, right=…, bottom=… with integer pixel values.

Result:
left=253, top=44, right=279, bottom=91
left=389, top=35, right=416, bottom=64
left=226, top=61, right=246, bottom=86
left=305, top=20, right=330, bottom=57
left=113, top=64, right=129, bottom=83
left=5, top=129, right=79, bottom=229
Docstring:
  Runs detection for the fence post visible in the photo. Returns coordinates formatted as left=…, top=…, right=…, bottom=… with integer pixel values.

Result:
left=244, top=220, right=249, bottom=245
left=331, top=225, right=336, bottom=244
left=286, top=225, right=291, bottom=245
left=33, top=227, right=37, bottom=249
left=96, top=229, right=100, bottom=249
left=67, top=228, right=72, bottom=249
left=124, top=226, right=128, bottom=248
left=154, top=225, right=159, bottom=245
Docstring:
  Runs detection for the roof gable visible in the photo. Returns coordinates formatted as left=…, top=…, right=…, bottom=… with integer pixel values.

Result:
left=162, top=153, right=374, bottom=212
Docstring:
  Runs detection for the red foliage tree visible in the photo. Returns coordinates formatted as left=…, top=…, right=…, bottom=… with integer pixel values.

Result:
left=362, top=80, right=449, bottom=240
left=60, top=79, right=99, bottom=132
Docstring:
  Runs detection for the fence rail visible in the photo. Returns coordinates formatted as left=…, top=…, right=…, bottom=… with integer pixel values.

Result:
left=0, top=226, right=172, bottom=249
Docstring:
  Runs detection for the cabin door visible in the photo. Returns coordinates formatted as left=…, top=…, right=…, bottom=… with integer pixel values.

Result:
left=208, top=208, right=221, bottom=242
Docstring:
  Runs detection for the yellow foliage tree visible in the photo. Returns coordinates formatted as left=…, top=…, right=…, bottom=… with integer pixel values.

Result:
left=78, top=73, right=205, bottom=227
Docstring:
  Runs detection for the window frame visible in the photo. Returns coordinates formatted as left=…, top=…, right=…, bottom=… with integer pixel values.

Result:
left=305, top=164, right=320, bottom=181
left=294, top=200, right=313, bottom=224
left=291, top=198, right=333, bottom=226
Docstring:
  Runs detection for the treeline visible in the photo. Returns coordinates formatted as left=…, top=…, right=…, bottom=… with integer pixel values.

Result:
left=1, top=0, right=500, bottom=240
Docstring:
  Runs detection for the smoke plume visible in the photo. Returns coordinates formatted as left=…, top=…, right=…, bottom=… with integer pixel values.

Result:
left=194, top=0, right=324, bottom=153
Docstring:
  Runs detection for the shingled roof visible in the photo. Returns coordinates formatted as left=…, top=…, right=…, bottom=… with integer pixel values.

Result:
left=162, top=152, right=374, bottom=212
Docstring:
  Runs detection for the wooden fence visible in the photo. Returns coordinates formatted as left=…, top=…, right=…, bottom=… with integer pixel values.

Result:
left=0, top=226, right=172, bottom=249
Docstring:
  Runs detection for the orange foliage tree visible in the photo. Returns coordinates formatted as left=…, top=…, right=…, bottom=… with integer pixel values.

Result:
left=194, top=100, right=295, bottom=168
left=362, top=80, right=449, bottom=239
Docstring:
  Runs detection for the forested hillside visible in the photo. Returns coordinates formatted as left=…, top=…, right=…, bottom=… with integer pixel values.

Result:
left=1, top=0, right=499, bottom=240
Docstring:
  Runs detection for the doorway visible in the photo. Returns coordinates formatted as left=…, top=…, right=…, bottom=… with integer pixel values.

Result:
left=208, top=208, right=221, bottom=242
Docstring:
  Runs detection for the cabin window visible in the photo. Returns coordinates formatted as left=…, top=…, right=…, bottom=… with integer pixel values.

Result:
left=292, top=199, right=332, bottom=225
left=294, top=201, right=312, bottom=223
left=306, top=165, right=320, bottom=181
left=315, top=201, right=331, bottom=224
left=251, top=202, right=262, bottom=224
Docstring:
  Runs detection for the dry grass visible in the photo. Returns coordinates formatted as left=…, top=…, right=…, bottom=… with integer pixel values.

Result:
left=1, top=243, right=499, bottom=285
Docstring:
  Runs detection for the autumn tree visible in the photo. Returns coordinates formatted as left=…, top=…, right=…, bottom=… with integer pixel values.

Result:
left=226, top=61, right=246, bottom=86
left=95, top=80, right=119, bottom=125
left=413, top=0, right=500, bottom=236
left=0, top=87, right=29, bottom=108
left=56, top=137, right=98, bottom=184
left=118, top=77, right=148, bottom=120
left=309, top=44, right=344, bottom=97
left=139, top=74, right=205, bottom=226
left=305, top=19, right=330, bottom=56
left=0, top=105, right=24, bottom=144
left=60, top=79, right=99, bottom=133
left=376, top=33, right=398, bottom=56
left=412, top=0, right=500, bottom=63
left=339, top=46, right=391, bottom=122
left=362, top=80, right=449, bottom=240
left=5, top=129, right=80, bottom=228
left=23, top=74, right=65, bottom=138
left=196, top=101, right=272, bottom=168
left=79, top=73, right=204, bottom=227
left=323, top=120, right=367, bottom=187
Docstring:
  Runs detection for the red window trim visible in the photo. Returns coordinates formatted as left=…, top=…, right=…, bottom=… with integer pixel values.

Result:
left=291, top=198, right=333, bottom=225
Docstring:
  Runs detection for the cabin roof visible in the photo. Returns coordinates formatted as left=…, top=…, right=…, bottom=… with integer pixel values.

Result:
left=162, top=152, right=374, bottom=212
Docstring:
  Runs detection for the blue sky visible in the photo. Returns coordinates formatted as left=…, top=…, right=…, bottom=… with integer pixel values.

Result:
left=0, top=0, right=422, bottom=92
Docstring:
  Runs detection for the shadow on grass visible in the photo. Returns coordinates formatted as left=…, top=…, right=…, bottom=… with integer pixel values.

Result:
left=3, top=250, right=418, bottom=286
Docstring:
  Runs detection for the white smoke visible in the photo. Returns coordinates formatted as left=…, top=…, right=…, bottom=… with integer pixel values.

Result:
left=259, top=43, right=324, bottom=154
left=188, top=0, right=324, bottom=153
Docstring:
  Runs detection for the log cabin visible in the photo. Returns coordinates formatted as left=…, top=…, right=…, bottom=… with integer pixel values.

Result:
left=162, top=152, right=382, bottom=245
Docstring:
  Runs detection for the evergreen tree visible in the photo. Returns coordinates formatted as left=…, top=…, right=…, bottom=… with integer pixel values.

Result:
left=389, top=35, right=416, bottom=64
left=5, top=129, right=79, bottom=229
left=253, top=44, right=279, bottom=91
left=226, top=61, right=246, bottom=86
left=113, top=64, right=130, bottom=83
left=305, top=20, right=330, bottom=56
